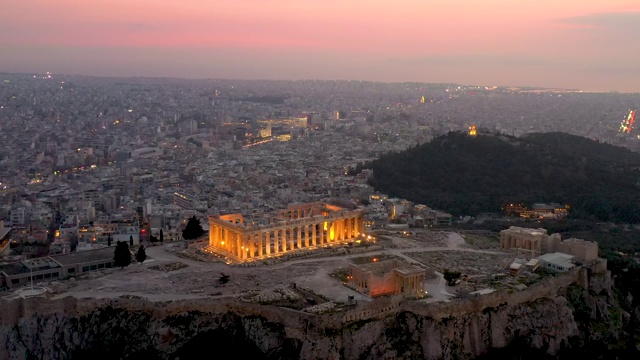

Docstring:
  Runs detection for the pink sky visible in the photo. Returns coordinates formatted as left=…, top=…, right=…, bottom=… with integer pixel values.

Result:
left=2, top=0, right=639, bottom=91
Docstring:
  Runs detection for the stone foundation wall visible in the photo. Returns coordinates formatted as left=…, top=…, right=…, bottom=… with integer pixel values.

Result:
left=0, top=259, right=613, bottom=360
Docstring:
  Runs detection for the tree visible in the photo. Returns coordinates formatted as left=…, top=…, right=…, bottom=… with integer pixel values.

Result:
left=107, top=234, right=112, bottom=247
left=70, top=235, right=78, bottom=252
left=182, top=216, right=205, bottom=240
left=113, top=241, right=131, bottom=269
left=443, top=268, right=462, bottom=286
left=129, top=235, right=134, bottom=247
left=159, top=229, right=164, bottom=242
left=219, top=273, right=230, bottom=285
left=135, top=245, right=147, bottom=264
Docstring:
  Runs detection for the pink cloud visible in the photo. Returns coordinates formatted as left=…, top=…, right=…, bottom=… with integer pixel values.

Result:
left=1, top=0, right=639, bottom=90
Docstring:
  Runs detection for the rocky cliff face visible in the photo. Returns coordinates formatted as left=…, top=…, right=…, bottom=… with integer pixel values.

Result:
left=0, top=263, right=631, bottom=360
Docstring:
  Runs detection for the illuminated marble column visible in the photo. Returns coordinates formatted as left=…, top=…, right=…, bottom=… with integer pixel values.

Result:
left=329, top=222, right=336, bottom=242
left=234, top=233, right=240, bottom=258
left=241, top=236, right=247, bottom=259
left=344, top=219, right=349, bottom=240
left=288, top=228, right=294, bottom=250
left=224, top=228, right=230, bottom=252
left=297, top=226, right=302, bottom=249
left=304, top=225, right=310, bottom=247
left=211, top=225, right=216, bottom=247
left=311, top=224, right=317, bottom=246
left=234, top=232, right=239, bottom=257
left=258, top=233, right=263, bottom=257
left=245, top=235, right=251, bottom=259
left=350, top=217, right=355, bottom=238
left=281, top=229, right=287, bottom=252
left=353, top=216, right=362, bottom=236
left=345, top=218, right=351, bottom=240
left=265, top=231, right=271, bottom=255
left=319, top=223, right=325, bottom=245
left=273, top=230, right=279, bottom=253
left=214, top=225, right=221, bottom=247
left=324, top=223, right=329, bottom=243
left=277, top=229, right=282, bottom=252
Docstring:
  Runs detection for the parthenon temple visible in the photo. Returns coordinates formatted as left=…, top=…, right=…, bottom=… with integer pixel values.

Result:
left=208, top=203, right=365, bottom=261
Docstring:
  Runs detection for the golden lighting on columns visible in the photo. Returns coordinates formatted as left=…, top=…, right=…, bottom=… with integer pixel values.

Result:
left=208, top=203, right=364, bottom=262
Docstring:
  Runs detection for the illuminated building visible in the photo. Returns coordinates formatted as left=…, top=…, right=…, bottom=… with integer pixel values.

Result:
left=259, top=123, right=272, bottom=138
left=348, top=258, right=427, bottom=298
left=469, top=125, right=477, bottom=136
left=208, top=203, right=364, bottom=262
left=503, top=203, right=527, bottom=216
left=275, top=134, right=292, bottom=142
left=173, top=191, right=194, bottom=210
left=619, top=110, right=637, bottom=133
left=257, top=117, right=308, bottom=128
left=420, top=95, right=426, bottom=104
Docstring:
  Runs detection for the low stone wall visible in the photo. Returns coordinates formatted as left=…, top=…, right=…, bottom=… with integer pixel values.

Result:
left=1, top=260, right=605, bottom=329
left=338, top=295, right=403, bottom=323
left=0, top=295, right=318, bottom=329
left=404, top=267, right=582, bottom=320
left=341, top=259, right=607, bottom=323
left=0, top=259, right=614, bottom=360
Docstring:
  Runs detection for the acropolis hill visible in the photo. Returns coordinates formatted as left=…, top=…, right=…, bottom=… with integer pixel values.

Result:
left=0, top=259, right=617, bottom=359
left=0, top=223, right=627, bottom=359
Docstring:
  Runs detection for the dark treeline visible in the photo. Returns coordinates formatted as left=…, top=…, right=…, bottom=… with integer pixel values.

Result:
left=366, top=132, right=640, bottom=223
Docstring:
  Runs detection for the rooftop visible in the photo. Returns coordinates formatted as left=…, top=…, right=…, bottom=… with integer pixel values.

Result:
left=538, top=252, right=576, bottom=269
left=351, top=257, right=426, bottom=277
left=0, top=262, right=30, bottom=276
left=502, top=226, right=547, bottom=236
left=0, top=227, right=11, bottom=239
left=50, top=247, right=114, bottom=266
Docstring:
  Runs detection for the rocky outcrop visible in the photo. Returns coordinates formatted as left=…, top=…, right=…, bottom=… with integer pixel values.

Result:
left=0, top=260, right=630, bottom=360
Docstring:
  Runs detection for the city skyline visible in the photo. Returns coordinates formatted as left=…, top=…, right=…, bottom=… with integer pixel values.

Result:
left=2, top=0, right=640, bottom=92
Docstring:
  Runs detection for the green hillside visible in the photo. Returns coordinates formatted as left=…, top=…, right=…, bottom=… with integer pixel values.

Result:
left=366, top=132, right=640, bottom=223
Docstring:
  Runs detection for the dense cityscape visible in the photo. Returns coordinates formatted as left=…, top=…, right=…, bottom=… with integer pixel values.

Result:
left=0, top=72, right=639, bottom=358
left=1, top=73, right=639, bottom=258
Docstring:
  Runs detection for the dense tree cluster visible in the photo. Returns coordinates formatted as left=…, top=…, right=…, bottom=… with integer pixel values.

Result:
left=182, top=216, right=205, bottom=240
left=366, top=132, right=640, bottom=223
left=113, top=241, right=131, bottom=269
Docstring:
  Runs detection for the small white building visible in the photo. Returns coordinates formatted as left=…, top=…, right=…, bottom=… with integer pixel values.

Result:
left=537, top=252, right=576, bottom=272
